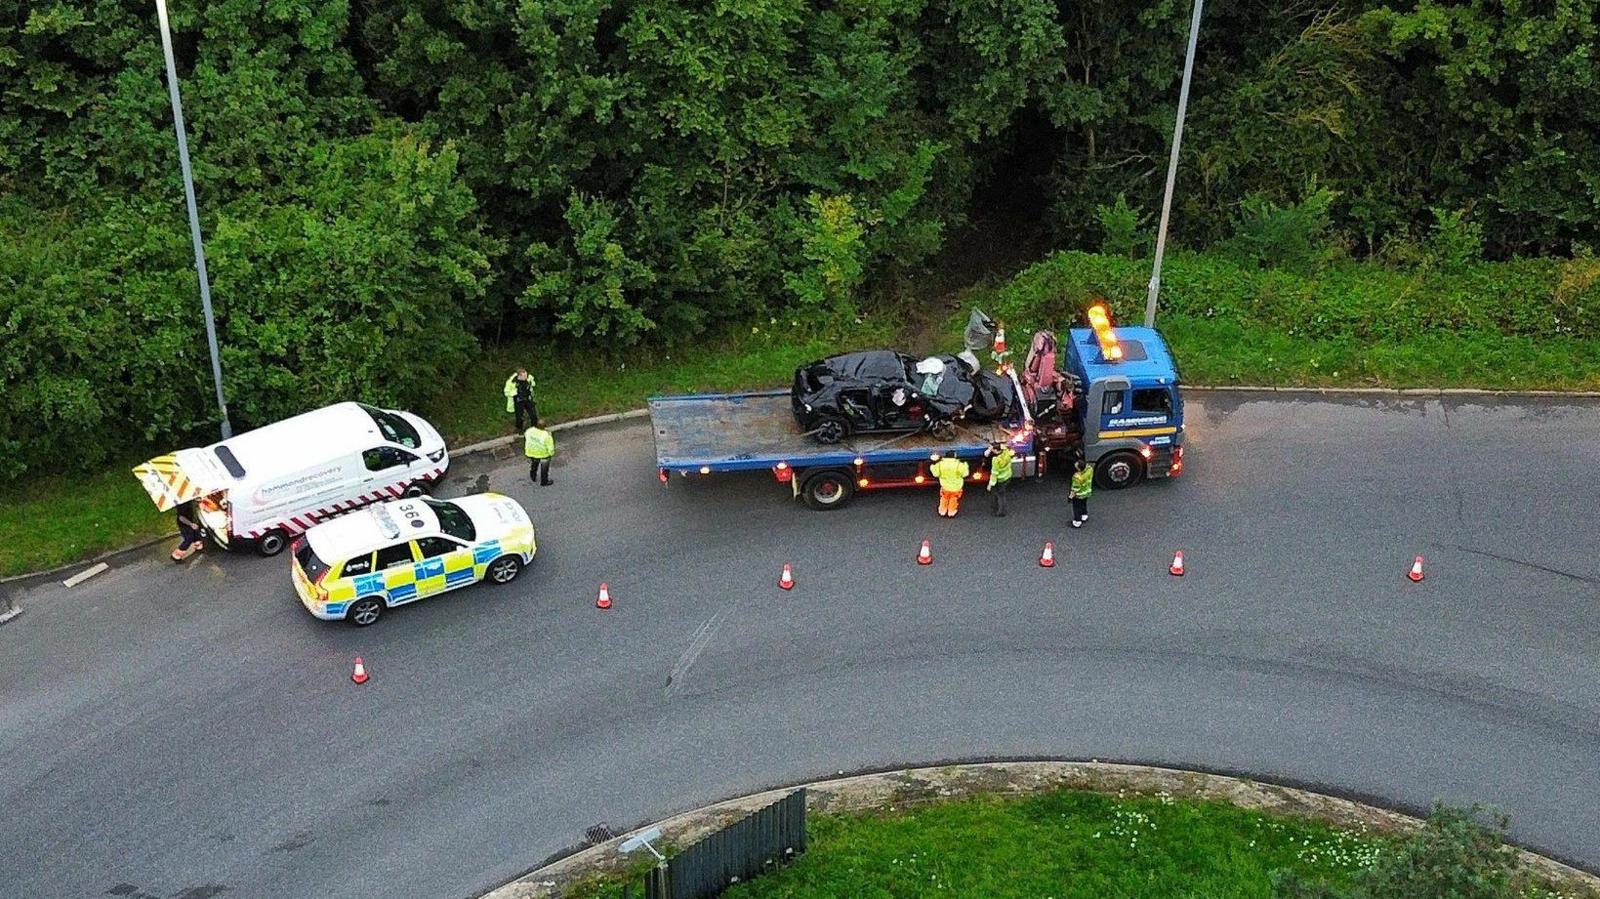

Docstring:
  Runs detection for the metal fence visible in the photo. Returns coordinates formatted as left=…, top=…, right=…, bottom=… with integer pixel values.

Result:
left=627, top=789, right=807, bottom=899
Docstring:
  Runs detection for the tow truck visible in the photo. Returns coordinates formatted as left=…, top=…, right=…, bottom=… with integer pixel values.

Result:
left=649, top=304, right=1184, bottom=509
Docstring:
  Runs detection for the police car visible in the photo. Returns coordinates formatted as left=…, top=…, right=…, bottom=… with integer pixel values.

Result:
left=291, top=493, right=536, bottom=626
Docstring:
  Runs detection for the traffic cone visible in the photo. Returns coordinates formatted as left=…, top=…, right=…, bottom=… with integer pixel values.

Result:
left=993, top=328, right=1007, bottom=355
left=351, top=657, right=368, bottom=685
left=1039, top=542, right=1056, bottom=568
left=779, top=563, right=795, bottom=591
left=596, top=583, right=613, bottom=609
left=1408, top=556, right=1425, bottom=583
left=917, top=539, right=933, bottom=565
left=1168, top=550, right=1185, bottom=576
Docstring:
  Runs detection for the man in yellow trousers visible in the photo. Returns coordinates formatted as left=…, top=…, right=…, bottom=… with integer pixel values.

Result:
left=930, top=453, right=970, bottom=518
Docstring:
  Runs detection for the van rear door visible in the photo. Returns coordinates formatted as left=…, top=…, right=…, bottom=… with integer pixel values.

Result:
left=131, top=450, right=215, bottom=511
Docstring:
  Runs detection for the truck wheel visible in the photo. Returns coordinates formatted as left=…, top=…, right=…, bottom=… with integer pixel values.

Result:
left=812, top=415, right=850, bottom=445
left=801, top=470, right=856, bottom=510
left=347, top=596, right=384, bottom=627
left=256, top=528, right=289, bottom=557
left=1095, top=451, right=1144, bottom=490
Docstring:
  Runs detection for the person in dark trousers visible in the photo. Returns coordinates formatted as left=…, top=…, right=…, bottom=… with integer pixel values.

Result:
left=524, top=423, right=555, bottom=486
left=171, top=499, right=204, bottom=561
left=1069, top=457, right=1093, bottom=528
left=985, top=441, right=1016, bottom=517
left=504, top=367, right=539, bottom=433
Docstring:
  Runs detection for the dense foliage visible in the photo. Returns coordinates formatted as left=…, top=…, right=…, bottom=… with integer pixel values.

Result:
left=2, top=0, right=1598, bottom=478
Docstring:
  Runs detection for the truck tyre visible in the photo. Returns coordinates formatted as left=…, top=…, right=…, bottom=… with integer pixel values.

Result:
left=812, top=415, right=850, bottom=445
left=1095, top=451, right=1144, bottom=490
left=800, top=470, right=856, bottom=510
left=347, top=596, right=384, bottom=627
left=256, top=528, right=289, bottom=557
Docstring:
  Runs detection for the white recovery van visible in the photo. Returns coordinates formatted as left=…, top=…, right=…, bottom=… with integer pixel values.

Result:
left=133, top=402, right=449, bottom=556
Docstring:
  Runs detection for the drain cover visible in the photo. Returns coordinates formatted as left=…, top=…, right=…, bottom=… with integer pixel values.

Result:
left=584, top=823, right=617, bottom=845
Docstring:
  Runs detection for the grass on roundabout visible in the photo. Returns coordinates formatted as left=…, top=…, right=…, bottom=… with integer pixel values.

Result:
left=572, top=788, right=1386, bottom=899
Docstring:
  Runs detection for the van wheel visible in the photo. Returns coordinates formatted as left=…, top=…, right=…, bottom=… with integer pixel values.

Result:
left=801, top=470, right=855, bottom=510
left=348, top=596, right=384, bottom=627
left=1095, top=451, right=1145, bottom=490
left=403, top=482, right=428, bottom=498
left=486, top=556, right=523, bottom=585
left=256, top=529, right=288, bottom=557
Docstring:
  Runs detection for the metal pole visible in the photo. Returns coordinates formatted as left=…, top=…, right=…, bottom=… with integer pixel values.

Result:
left=155, top=0, right=232, bottom=438
left=1144, top=0, right=1204, bottom=329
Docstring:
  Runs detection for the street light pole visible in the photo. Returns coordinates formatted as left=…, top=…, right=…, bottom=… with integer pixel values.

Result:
left=155, top=0, right=232, bottom=439
left=1144, top=0, right=1204, bottom=329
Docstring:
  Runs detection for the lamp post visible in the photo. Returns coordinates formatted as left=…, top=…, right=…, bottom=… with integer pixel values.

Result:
left=1144, top=0, right=1204, bottom=329
left=155, top=0, right=232, bottom=438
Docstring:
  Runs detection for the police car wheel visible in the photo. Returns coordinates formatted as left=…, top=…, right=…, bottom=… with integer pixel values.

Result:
left=348, top=597, right=383, bottom=627
left=256, top=529, right=288, bottom=557
left=1095, top=451, right=1144, bottom=490
left=486, top=556, right=522, bottom=585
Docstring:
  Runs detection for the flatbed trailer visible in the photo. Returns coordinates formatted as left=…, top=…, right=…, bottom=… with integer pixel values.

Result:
left=649, top=390, right=1041, bottom=509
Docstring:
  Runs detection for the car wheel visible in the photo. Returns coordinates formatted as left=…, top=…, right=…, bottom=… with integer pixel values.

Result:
left=801, top=470, right=856, bottom=510
left=348, top=596, right=384, bottom=627
left=402, top=482, right=429, bottom=498
left=256, top=529, right=288, bottom=557
left=930, top=419, right=958, bottom=440
left=812, top=415, right=849, bottom=445
left=1095, top=451, right=1145, bottom=490
left=486, top=555, right=523, bottom=585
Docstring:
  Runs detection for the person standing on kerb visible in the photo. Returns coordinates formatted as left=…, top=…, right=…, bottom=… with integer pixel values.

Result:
left=504, top=367, right=539, bottom=433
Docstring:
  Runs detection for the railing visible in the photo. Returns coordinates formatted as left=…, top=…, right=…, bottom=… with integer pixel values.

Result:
left=623, top=789, right=807, bottom=899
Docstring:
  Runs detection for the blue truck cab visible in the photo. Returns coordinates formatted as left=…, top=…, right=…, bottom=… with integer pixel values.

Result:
left=1058, top=320, right=1184, bottom=488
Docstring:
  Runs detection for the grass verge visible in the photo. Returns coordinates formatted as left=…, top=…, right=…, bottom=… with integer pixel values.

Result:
left=8, top=248, right=1600, bottom=578
left=569, top=788, right=1385, bottom=899
left=0, top=318, right=893, bottom=578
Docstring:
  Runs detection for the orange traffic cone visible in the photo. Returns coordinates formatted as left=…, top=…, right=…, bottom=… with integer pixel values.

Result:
left=994, top=328, right=1007, bottom=355
left=596, top=583, right=613, bottom=609
left=351, top=657, right=368, bottom=684
left=1039, top=542, right=1056, bottom=568
left=917, top=539, right=933, bottom=565
left=1169, top=551, right=1185, bottom=576
left=779, top=563, right=795, bottom=591
left=1408, top=556, right=1424, bottom=582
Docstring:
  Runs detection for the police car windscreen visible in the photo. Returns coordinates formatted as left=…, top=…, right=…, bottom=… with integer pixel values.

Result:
left=360, top=404, right=421, bottom=449
left=425, top=499, right=476, bottom=542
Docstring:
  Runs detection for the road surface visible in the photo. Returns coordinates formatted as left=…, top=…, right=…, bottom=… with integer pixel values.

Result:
left=2, top=392, right=1598, bottom=899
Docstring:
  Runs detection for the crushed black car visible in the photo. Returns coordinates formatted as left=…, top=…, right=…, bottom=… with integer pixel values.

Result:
left=791, top=351, right=1015, bottom=444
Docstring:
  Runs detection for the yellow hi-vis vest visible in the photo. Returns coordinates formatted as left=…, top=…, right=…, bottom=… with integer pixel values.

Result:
left=523, top=426, right=555, bottom=459
left=931, top=457, right=970, bottom=492
left=504, top=373, right=535, bottom=412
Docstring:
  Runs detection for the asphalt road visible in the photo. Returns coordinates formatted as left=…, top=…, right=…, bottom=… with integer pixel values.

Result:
left=3, top=391, right=1599, bottom=899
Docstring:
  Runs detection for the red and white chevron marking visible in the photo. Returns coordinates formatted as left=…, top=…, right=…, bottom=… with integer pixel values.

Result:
left=240, top=467, right=447, bottom=539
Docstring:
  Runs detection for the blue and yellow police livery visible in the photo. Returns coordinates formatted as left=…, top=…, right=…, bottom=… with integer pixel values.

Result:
left=291, top=493, right=536, bottom=626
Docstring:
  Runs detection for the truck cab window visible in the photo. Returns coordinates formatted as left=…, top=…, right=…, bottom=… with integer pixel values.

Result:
left=1131, top=388, right=1172, bottom=415
left=374, top=543, right=415, bottom=571
left=1102, top=391, right=1125, bottom=416
left=364, top=446, right=418, bottom=472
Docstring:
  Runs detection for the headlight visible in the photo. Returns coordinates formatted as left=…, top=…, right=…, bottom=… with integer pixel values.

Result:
left=428, top=448, right=446, bottom=463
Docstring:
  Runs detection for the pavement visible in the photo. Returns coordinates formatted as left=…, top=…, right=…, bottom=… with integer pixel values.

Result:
left=2, top=391, right=1598, bottom=899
